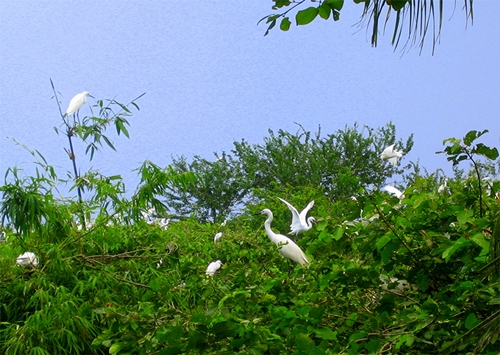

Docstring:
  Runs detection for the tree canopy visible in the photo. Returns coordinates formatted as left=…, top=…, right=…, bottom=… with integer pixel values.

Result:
left=1, top=100, right=499, bottom=353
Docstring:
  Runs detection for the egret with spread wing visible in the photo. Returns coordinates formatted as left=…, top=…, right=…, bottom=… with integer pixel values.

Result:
left=278, top=197, right=315, bottom=239
left=380, top=144, right=404, bottom=167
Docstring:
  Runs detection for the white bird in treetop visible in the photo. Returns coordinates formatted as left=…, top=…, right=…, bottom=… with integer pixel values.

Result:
left=438, top=178, right=448, bottom=193
left=16, top=251, right=39, bottom=268
left=214, top=232, right=223, bottom=242
left=259, top=208, right=310, bottom=266
left=380, top=144, right=404, bottom=167
left=383, top=185, right=404, bottom=199
left=206, top=260, right=223, bottom=276
left=278, top=197, right=316, bottom=239
left=65, top=91, right=94, bottom=117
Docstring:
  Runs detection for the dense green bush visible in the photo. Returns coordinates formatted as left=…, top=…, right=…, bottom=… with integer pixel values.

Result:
left=166, top=122, right=414, bottom=223
left=1, top=125, right=499, bottom=354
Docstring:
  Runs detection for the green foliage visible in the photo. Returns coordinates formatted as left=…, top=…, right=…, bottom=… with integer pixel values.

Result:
left=2, top=116, right=500, bottom=354
left=162, top=122, right=413, bottom=224
left=165, top=154, right=250, bottom=223
left=233, top=122, right=413, bottom=201
left=261, top=0, right=474, bottom=54
left=438, top=129, right=500, bottom=218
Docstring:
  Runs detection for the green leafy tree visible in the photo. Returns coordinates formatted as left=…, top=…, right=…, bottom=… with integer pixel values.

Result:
left=438, top=129, right=499, bottom=217
left=260, top=0, right=474, bottom=54
left=164, top=153, right=250, bottom=223
left=3, top=93, right=500, bottom=354
left=233, top=122, right=414, bottom=201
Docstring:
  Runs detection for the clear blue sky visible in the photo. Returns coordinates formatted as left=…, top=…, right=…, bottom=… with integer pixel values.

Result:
left=1, top=1, right=499, bottom=195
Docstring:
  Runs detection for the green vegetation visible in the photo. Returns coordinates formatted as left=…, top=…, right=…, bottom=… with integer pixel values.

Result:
left=1, top=101, right=499, bottom=354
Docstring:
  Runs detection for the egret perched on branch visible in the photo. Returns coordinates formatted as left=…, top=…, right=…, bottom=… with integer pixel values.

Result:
left=64, top=91, right=94, bottom=117
left=278, top=197, right=315, bottom=239
left=259, top=208, right=310, bottom=266
left=16, top=252, right=39, bottom=268
left=381, top=144, right=404, bottom=167
left=206, top=260, right=223, bottom=276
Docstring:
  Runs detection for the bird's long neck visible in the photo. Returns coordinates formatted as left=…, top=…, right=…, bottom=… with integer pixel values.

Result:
left=264, top=215, right=280, bottom=244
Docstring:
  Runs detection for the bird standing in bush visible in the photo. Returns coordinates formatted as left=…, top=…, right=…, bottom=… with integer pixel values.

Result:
left=259, top=208, right=310, bottom=266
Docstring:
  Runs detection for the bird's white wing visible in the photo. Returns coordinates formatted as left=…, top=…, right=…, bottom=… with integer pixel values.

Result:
left=206, top=261, right=221, bottom=275
left=380, top=144, right=395, bottom=160
left=66, top=93, right=86, bottom=116
left=383, top=185, right=403, bottom=199
left=277, top=236, right=310, bottom=266
left=278, top=197, right=301, bottom=232
left=388, top=156, right=399, bottom=166
left=299, top=200, right=315, bottom=222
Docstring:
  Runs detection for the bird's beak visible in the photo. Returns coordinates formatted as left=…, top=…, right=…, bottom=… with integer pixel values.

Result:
left=88, top=94, right=95, bottom=98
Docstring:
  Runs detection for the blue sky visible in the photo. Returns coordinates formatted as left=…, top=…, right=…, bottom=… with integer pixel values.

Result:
left=1, top=1, right=499, bottom=195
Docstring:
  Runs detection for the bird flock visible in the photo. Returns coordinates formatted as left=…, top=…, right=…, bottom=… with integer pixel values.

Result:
left=10, top=100, right=408, bottom=279
left=203, top=142, right=406, bottom=275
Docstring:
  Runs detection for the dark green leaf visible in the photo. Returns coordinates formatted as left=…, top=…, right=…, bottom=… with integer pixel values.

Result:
left=272, top=0, right=291, bottom=9
left=333, top=226, right=345, bottom=241
left=465, top=313, right=481, bottom=330
left=211, top=321, right=241, bottom=338
left=149, top=278, right=160, bottom=291
left=464, top=130, right=478, bottom=146
left=264, top=19, right=277, bottom=36
left=318, top=4, right=331, bottom=20
left=315, top=327, right=337, bottom=340
left=389, top=0, right=409, bottom=11
left=296, top=7, right=319, bottom=26
left=332, top=10, right=340, bottom=21
left=280, top=17, right=291, bottom=31
left=325, top=0, right=344, bottom=11
left=416, top=270, right=430, bottom=292
left=190, top=313, right=207, bottom=324
left=295, top=333, right=314, bottom=351
left=474, top=143, right=499, bottom=160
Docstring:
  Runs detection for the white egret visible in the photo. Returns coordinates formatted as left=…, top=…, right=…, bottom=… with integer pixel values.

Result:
left=259, top=209, right=310, bottom=266
left=214, top=232, right=223, bottom=243
left=221, top=219, right=227, bottom=227
left=206, top=260, right=223, bottom=276
left=16, top=252, right=39, bottom=268
left=158, top=218, right=170, bottom=230
left=438, top=178, right=448, bottom=193
left=278, top=197, right=316, bottom=239
left=65, top=91, right=94, bottom=117
left=383, top=185, right=404, bottom=199
left=380, top=144, right=404, bottom=167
